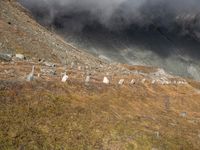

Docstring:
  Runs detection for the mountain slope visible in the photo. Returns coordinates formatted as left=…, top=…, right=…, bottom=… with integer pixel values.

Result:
left=0, top=0, right=108, bottom=68
left=0, top=0, right=200, bottom=149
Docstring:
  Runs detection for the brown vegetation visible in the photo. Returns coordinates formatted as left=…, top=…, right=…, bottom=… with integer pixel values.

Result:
left=0, top=0, right=200, bottom=149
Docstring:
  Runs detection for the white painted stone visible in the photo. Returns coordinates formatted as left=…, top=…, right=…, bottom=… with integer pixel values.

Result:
left=78, top=66, right=81, bottom=70
left=152, top=80, right=156, bottom=84
left=103, top=77, right=109, bottom=84
left=44, top=61, right=56, bottom=67
left=16, top=54, right=25, bottom=60
left=85, top=76, right=90, bottom=83
left=180, top=112, right=187, bottom=117
left=118, top=79, right=125, bottom=85
left=130, top=79, right=136, bottom=84
left=71, top=62, right=75, bottom=68
left=61, top=73, right=69, bottom=82
left=26, top=66, right=35, bottom=81
left=141, top=78, right=146, bottom=84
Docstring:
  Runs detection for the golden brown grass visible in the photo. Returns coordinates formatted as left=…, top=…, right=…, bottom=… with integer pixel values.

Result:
left=0, top=77, right=200, bottom=149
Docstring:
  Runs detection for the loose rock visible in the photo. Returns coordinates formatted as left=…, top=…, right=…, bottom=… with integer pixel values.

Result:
left=0, top=53, right=12, bottom=61
left=103, top=77, right=109, bottom=84
left=16, top=54, right=25, bottom=60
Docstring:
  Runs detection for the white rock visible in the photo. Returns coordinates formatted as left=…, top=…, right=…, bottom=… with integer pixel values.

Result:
left=103, top=77, right=109, bottom=84
left=152, top=80, right=156, bottom=84
left=44, top=61, right=56, bottom=67
left=118, top=79, right=125, bottom=85
left=177, top=81, right=182, bottom=85
left=78, top=66, right=82, bottom=70
left=165, top=81, right=170, bottom=85
left=180, top=112, right=187, bottom=117
left=71, top=62, right=75, bottom=68
left=130, top=79, right=136, bottom=84
left=141, top=78, right=146, bottom=84
left=16, top=54, right=25, bottom=60
left=85, top=76, right=90, bottom=83
left=61, top=73, right=69, bottom=82
left=26, top=66, right=35, bottom=81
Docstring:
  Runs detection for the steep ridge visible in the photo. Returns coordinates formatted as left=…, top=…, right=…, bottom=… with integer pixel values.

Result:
left=0, top=0, right=200, bottom=149
left=0, top=0, right=109, bottom=69
left=18, top=0, right=200, bottom=80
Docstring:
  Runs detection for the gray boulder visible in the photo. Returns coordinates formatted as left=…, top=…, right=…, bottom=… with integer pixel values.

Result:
left=0, top=53, right=12, bottom=61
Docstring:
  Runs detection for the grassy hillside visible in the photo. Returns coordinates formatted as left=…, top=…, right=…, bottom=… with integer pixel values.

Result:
left=0, top=64, right=200, bottom=149
left=0, top=0, right=200, bottom=149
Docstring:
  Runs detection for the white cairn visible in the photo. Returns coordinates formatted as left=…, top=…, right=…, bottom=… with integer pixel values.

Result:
left=118, top=79, right=125, bottom=85
left=61, top=73, right=69, bottom=83
left=85, top=76, right=90, bottom=83
left=26, top=65, right=35, bottom=81
left=103, top=77, right=109, bottom=84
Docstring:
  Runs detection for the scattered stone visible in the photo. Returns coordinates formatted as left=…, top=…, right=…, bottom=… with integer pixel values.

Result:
left=103, top=77, right=109, bottom=84
left=15, top=54, right=25, bottom=60
left=85, top=76, right=90, bottom=83
left=141, top=78, right=146, bottom=84
left=78, top=66, right=82, bottom=71
left=154, top=68, right=171, bottom=77
left=152, top=80, right=156, bottom=84
left=61, top=73, right=69, bottom=83
left=41, top=68, right=56, bottom=76
left=71, top=62, right=75, bottom=69
left=155, top=131, right=160, bottom=138
left=130, top=79, right=136, bottom=84
left=44, top=61, right=56, bottom=67
left=177, top=81, right=182, bottom=85
left=118, top=79, right=125, bottom=85
left=26, top=66, right=35, bottom=81
left=0, top=53, right=12, bottom=61
left=4, top=69, right=14, bottom=74
left=180, top=112, right=187, bottom=117
left=38, top=58, right=45, bottom=63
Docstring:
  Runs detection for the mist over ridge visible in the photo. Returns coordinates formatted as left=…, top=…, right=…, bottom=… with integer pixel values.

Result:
left=19, top=0, right=200, bottom=80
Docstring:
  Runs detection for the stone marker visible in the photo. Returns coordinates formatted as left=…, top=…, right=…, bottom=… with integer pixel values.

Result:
left=130, top=79, right=136, bottom=84
left=44, top=61, right=56, bottom=67
left=16, top=54, right=25, bottom=60
left=71, top=62, right=75, bottom=69
left=152, top=80, right=156, bottom=84
left=61, top=73, right=69, bottom=83
left=78, top=66, right=81, bottom=71
left=141, top=78, right=146, bottom=84
left=118, top=79, right=125, bottom=85
left=26, top=66, right=35, bottom=81
left=85, top=76, right=90, bottom=83
left=180, top=112, right=187, bottom=117
left=103, top=77, right=109, bottom=84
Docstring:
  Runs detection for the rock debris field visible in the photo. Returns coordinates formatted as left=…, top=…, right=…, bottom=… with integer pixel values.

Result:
left=0, top=52, right=189, bottom=87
